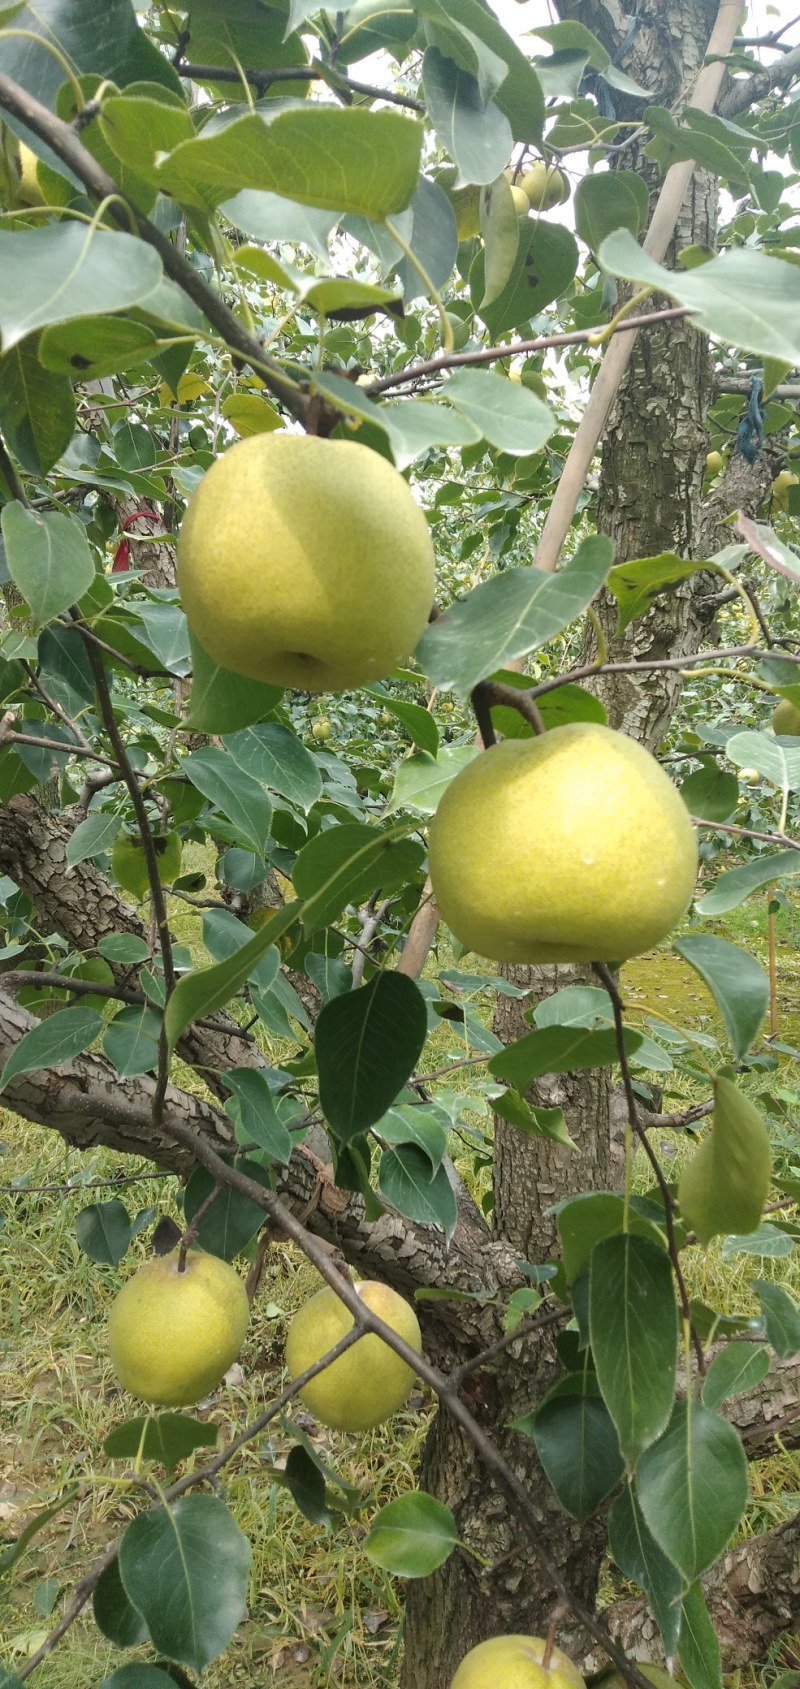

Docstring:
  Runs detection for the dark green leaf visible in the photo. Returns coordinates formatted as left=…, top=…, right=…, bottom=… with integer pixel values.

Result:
left=378, top=1145, right=457, bottom=1236
left=0, top=1005, right=101, bottom=1093
left=492, top=1088, right=574, bottom=1147
left=294, top=823, right=424, bottom=931
left=365, top=690, right=439, bottom=755
left=516, top=1371, right=624, bottom=1521
left=471, top=217, right=579, bottom=336
left=283, top=1445, right=337, bottom=1527
left=607, top=552, right=703, bottom=632
left=38, top=315, right=160, bottom=381
left=97, top=933, right=150, bottom=965
left=0, top=504, right=94, bottom=627
left=636, top=1400, right=748, bottom=1583
left=66, top=812, right=121, bottom=867
left=489, top=1024, right=642, bottom=1091
left=184, top=1159, right=270, bottom=1259
left=183, top=747, right=271, bottom=857
left=673, top=935, right=767, bottom=1060
left=417, top=533, right=611, bottom=694
left=117, top=1496, right=250, bottom=1671
left=223, top=724, right=322, bottom=813
left=316, top=972, right=428, bottom=1141
left=93, top=1556, right=149, bottom=1648
left=574, top=171, right=643, bottom=250
left=364, top=1492, right=458, bottom=1577
left=223, top=1068, right=292, bottom=1164
left=701, top=1344, right=770, bottom=1411
left=0, top=339, right=75, bottom=475
left=75, top=1198, right=132, bottom=1265
left=0, top=0, right=181, bottom=116
left=679, top=759, right=738, bottom=824
left=752, top=1280, right=800, bottom=1359
left=557, top=1192, right=667, bottom=1289
left=185, top=632, right=283, bottom=734
left=678, top=1582, right=723, bottom=1689
left=608, top=1484, right=683, bottom=1656
left=201, top=909, right=279, bottom=995
left=104, top=1414, right=217, bottom=1468
left=165, top=902, right=300, bottom=1056
left=103, top=1007, right=162, bottom=1078
left=386, top=746, right=476, bottom=816
left=589, top=1234, right=677, bottom=1466
left=96, top=1671, right=177, bottom=1689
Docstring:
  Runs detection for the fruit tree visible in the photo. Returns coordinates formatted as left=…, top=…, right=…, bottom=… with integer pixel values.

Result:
left=1, top=2, right=800, bottom=1687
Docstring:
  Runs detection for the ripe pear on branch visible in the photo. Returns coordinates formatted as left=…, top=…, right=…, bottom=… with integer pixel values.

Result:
left=451, top=1634, right=586, bottom=1689
left=428, top=722, right=697, bottom=964
left=285, top=1280, right=422, bottom=1432
left=108, top=1248, right=249, bottom=1407
left=177, top=433, right=435, bottom=693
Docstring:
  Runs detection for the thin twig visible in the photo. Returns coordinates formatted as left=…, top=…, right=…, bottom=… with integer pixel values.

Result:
left=174, top=57, right=424, bottom=111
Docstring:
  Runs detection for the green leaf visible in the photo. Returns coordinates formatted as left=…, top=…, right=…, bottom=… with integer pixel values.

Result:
left=221, top=189, right=338, bottom=260
left=492, top=1088, right=574, bottom=1147
left=479, top=173, right=520, bottom=308
left=158, top=108, right=421, bottom=218
left=0, top=0, right=181, bottom=110
left=721, top=1223, right=793, bottom=1260
left=66, top=812, right=121, bottom=868
left=100, top=92, right=195, bottom=182
left=0, top=227, right=162, bottom=352
left=0, top=1486, right=79, bottom=1577
left=165, top=901, right=300, bottom=1056
left=443, top=367, right=553, bottom=455
left=294, top=823, right=424, bottom=931
left=184, top=747, right=272, bottom=857
left=0, top=339, right=75, bottom=475
left=364, top=1492, right=458, bottom=1577
left=366, top=690, right=439, bottom=756
left=516, top=1371, right=624, bottom=1521
left=104, top=1413, right=217, bottom=1468
left=678, top=1582, right=723, bottom=1689
left=697, top=848, right=800, bottom=916
left=184, top=1159, right=270, bottom=1259
left=427, top=0, right=545, bottom=141
left=97, top=933, right=151, bottom=966
left=0, top=504, right=95, bottom=628
left=417, top=533, right=611, bottom=695
left=673, top=935, right=767, bottom=1060
left=223, top=1068, right=293, bottom=1164
left=117, top=1495, right=250, bottom=1671
left=679, top=758, right=738, bottom=824
left=471, top=218, right=579, bottom=335
left=556, top=1192, right=667, bottom=1289
left=635, top=1400, right=748, bottom=1583
left=0, top=1005, right=101, bottom=1094
left=38, top=316, right=161, bottom=381
left=75, top=1198, right=131, bottom=1265
left=608, top=1484, right=683, bottom=1656
left=678, top=1074, right=772, bottom=1246
left=422, top=47, right=512, bottom=186
left=488, top=1024, right=642, bottom=1092
left=223, top=724, right=322, bottom=813
left=93, top=1557, right=150, bottom=1649
left=185, top=631, right=283, bottom=734
left=753, top=1280, right=800, bottom=1359
left=725, top=729, right=800, bottom=790
left=598, top=233, right=800, bottom=364
left=574, top=171, right=644, bottom=250
left=316, top=972, right=428, bottom=1141
left=386, top=746, right=477, bottom=815
left=701, top=1344, right=770, bottom=1412
left=378, top=1145, right=457, bottom=1237
left=589, top=1234, right=678, bottom=1466
left=378, top=1105, right=448, bottom=1171
left=103, top=1007, right=162, bottom=1078
left=96, top=1669, right=176, bottom=1689
left=283, top=1445, right=338, bottom=1527
left=607, top=552, right=703, bottom=633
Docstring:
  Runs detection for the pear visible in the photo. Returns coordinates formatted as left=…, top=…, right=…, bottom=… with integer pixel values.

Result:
left=517, top=162, right=569, bottom=210
left=451, top=1635, right=586, bottom=1689
left=285, top=1280, right=421, bottom=1432
left=108, top=1249, right=249, bottom=1406
left=772, top=697, right=800, bottom=736
left=176, top=434, right=435, bottom=693
left=428, top=723, right=697, bottom=964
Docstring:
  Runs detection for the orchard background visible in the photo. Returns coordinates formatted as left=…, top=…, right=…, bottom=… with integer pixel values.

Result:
left=1, top=1, right=800, bottom=1686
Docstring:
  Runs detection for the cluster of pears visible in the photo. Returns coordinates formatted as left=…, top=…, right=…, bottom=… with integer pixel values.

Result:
left=108, top=1245, right=421, bottom=1432
left=504, top=160, right=570, bottom=216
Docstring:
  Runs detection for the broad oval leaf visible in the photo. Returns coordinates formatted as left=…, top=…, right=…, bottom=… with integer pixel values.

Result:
left=316, top=972, right=428, bottom=1141
left=364, top=1492, right=458, bottom=1577
left=75, top=1198, right=132, bottom=1265
left=589, top=1233, right=678, bottom=1466
left=104, top=1413, right=217, bottom=1469
left=0, top=504, right=95, bottom=627
left=223, top=723, right=322, bottom=813
left=0, top=1005, right=102, bottom=1094
left=378, top=1145, right=457, bottom=1237
left=443, top=367, right=554, bottom=455
left=423, top=47, right=512, bottom=186
left=184, top=747, right=272, bottom=857
left=725, top=729, right=800, bottom=792
left=697, top=848, right=800, bottom=916
left=673, top=934, right=767, bottom=1060
left=294, top=822, right=424, bottom=931
left=635, top=1400, right=748, bottom=1583
left=0, top=226, right=163, bottom=352
left=516, top=1372, right=624, bottom=1521
left=93, top=1556, right=149, bottom=1648
left=184, top=1159, right=271, bottom=1259
left=701, top=1343, right=770, bottom=1412
left=117, top=1495, right=250, bottom=1671
left=185, top=631, right=283, bottom=734
left=678, top=1073, right=772, bottom=1246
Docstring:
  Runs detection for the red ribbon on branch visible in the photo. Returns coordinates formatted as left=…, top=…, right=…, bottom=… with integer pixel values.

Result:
left=112, top=509, right=164, bottom=573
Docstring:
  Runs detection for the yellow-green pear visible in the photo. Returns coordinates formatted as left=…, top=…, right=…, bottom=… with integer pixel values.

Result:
left=176, top=434, right=435, bottom=693
left=772, top=697, right=800, bottom=736
left=705, top=450, right=723, bottom=475
left=770, top=468, right=799, bottom=509
left=428, top=723, right=698, bottom=964
left=108, top=1249, right=249, bottom=1406
left=451, top=1635, right=586, bottom=1689
left=16, top=140, right=44, bottom=206
left=518, top=162, right=569, bottom=210
left=285, top=1280, right=421, bottom=1432
left=738, top=767, right=761, bottom=785
left=510, top=183, right=531, bottom=215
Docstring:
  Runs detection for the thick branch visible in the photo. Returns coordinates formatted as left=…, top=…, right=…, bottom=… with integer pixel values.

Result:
left=720, top=43, right=800, bottom=115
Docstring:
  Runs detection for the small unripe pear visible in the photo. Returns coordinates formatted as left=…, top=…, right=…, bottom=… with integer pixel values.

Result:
left=517, top=162, right=569, bottom=211
left=772, top=697, right=800, bottom=736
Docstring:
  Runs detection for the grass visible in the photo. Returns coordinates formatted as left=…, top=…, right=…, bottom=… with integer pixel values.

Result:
left=1, top=898, right=799, bottom=1687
